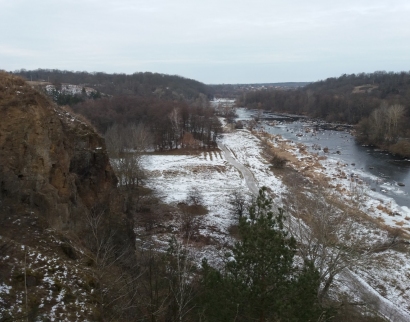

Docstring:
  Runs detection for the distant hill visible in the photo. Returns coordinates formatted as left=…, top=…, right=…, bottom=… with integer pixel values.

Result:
left=304, top=71, right=410, bottom=99
left=210, top=82, right=310, bottom=98
left=12, top=69, right=214, bottom=101
left=238, top=71, right=410, bottom=123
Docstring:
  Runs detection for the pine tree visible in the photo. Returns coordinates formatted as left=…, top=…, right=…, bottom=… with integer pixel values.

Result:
left=199, top=187, right=325, bottom=321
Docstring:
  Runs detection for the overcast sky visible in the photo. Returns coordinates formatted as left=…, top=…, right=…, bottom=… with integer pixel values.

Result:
left=1, top=0, right=409, bottom=84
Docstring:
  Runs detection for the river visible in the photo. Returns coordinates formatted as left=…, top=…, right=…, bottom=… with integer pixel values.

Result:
left=235, top=108, right=410, bottom=208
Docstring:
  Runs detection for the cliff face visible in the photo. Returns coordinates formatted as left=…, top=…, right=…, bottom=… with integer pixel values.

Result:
left=0, top=72, right=117, bottom=230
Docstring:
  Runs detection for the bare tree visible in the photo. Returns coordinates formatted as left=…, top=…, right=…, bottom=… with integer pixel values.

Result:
left=81, top=207, right=143, bottom=320
left=124, top=122, right=152, bottom=153
left=169, top=108, right=182, bottom=148
left=386, top=104, right=405, bottom=142
left=179, top=208, right=201, bottom=240
left=348, top=177, right=367, bottom=211
left=369, top=105, right=386, bottom=143
left=284, top=186, right=372, bottom=304
left=166, top=236, right=197, bottom=322
left=115, top=152, right=146, bottom=188
left=105, top=122, right=152, bottom=188
left=137, top=243, right=170, bottom=320
left=228, top=189, right=251, bottom=221
left=104, top=123, right=122, bottom=158
left=363, top=103, right=406, bottom=145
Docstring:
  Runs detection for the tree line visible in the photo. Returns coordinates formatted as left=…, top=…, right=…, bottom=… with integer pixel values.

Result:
left=13, top=69, right=214, bottom=100
left=237, top=71, right=410, bottom=157
left=71, top=95, right=222, bottom=151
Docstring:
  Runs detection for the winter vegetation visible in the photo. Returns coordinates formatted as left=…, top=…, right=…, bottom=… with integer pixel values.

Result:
left=1, top=71, right=410, bottom=321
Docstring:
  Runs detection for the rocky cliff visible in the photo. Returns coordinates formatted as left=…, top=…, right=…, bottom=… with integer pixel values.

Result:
left=0, top=72, right=117, bottom=230
left=0, top=73, right=141, bottom=320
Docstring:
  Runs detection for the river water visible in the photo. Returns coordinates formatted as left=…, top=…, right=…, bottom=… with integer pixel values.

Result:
left=235, top=108, right=410, bottom=208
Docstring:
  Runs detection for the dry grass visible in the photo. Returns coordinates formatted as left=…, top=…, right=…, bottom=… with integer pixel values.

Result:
left=376, top=204, right=392, bottom=215
left=0, top=72, right=49, bottom=107
left=59, top=105, right=100, bottom=134
left=228, top=223, right=241, bottom=240
left=389, top=140, right=410, bottom=158
left=178, top=203, right=208, bottom=216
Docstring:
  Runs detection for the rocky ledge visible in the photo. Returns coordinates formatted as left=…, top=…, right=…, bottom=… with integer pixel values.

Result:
left=0, top=72, right=117, bottom=231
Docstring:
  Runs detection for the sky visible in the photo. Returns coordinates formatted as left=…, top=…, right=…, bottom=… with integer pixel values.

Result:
left=1, top=0, right=410, bottom=84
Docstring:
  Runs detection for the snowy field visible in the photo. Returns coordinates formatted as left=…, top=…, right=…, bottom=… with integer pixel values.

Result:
left=143, top=150, right=243, bottom=241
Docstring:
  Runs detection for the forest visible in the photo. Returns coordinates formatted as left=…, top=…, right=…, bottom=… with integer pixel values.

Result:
left=71, top=96, right=222, bottom=151
left=237, top=71, right=410, bottom=157
left=13, top=69, right=221, bottom=151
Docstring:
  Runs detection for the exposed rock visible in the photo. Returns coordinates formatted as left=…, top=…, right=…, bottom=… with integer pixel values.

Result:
left=0, top=72, right=117, bottom=231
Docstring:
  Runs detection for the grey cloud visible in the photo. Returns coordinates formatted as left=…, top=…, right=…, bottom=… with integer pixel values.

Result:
left=1, top=0, right=409, bottom=83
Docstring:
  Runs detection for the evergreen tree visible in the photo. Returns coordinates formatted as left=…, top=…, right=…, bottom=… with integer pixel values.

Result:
left=199, top=187, right=325, bottom=321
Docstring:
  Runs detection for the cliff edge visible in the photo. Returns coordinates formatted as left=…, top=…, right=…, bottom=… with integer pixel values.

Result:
left=0, top=72, right=117, bottom=230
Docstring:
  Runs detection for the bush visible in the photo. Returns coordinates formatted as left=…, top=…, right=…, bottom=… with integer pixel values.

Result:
left=389, top=140, right=410, bottom=158
left=270, top=153, right=287, bottom=168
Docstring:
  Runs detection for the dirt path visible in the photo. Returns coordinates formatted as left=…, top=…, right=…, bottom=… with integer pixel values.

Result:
left=218, top=142, right=259, bottom=195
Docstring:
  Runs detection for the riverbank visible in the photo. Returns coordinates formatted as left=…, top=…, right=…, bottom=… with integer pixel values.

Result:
left=253, top=128, right=410, bottom=233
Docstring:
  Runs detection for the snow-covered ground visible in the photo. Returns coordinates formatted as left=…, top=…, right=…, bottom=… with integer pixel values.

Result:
left=45, top=84, right=97, bottom=96
left=142, top=129, right=285, bottom=248
left=221, top=130, right=285, bottom=197
left=0, top=233, right=93, bottom=321
left=142, top=126, right=410, bottom=319
left=143, top=151, right=243, bottom=240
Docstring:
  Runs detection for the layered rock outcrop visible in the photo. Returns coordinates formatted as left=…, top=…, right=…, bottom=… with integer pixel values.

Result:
left=0, top=72, right=117, bottom=231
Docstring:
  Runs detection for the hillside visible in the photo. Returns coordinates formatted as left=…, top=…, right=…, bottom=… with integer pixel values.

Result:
left=210, top=82, right=310, bottom=99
